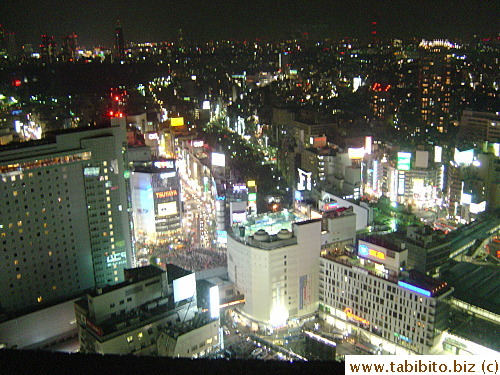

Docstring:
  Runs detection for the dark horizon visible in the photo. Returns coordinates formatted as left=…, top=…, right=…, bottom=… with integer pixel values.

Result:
left=1, top=0, right=499, bottom=48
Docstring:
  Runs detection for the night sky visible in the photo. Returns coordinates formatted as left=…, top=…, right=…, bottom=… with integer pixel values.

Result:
left=1, top=0, right=498, bottom=47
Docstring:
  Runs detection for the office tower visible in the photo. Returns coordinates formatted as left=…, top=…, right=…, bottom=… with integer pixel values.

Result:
left=61, top=33, right=78, bottom=61
left=114, top=21, right=125, bottom=61
left=227, top=215, right=321, bottom=331
left=40, top=34, right=56, bottom=63
left=0, top=123, right=133, bottom=317
left=319, top=238, right=453, bottom=355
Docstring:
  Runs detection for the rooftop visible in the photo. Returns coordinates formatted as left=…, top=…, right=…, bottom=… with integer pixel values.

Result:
left=320, top=251, right=451, bottom=297
left=441, top=261, right=500, bottom=315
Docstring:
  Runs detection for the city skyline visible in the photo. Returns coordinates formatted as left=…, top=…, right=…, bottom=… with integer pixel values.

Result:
left=1, top=0, right=499, bottom=47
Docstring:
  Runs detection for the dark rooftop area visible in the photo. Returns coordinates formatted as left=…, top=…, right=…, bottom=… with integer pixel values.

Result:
left=441, top=261, right=500, bottom=315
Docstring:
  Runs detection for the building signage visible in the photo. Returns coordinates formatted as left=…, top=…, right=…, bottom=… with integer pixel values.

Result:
left=344, top=308, right=370, bottom=325
left=192, top=140, right=204, bottom=148
left=155, top=190, right=178, bottom=199
left=86, top=319, right=104, bottom=336
left=106, top=251, right=126, bottom=265
left=397, top=152, right=412, bottom=171
left=154, top=160, right=175, bottom=169
left=398, top=281, right=431, bottom=297
left=159, top=172, right=176, bottom=179
left=358, top=244, right=386, bottom=260
left=322, top=202, right=338, bottom=212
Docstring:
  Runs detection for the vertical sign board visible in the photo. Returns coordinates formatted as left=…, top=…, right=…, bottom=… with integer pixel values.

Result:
left=299, top=275, right=312, bottom=310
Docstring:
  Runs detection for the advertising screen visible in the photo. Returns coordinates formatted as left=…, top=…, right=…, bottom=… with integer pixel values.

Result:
left=171, top=117, right=184, bottom=127
left=212, top=152, right=226, bottom=167
left=173, top=273, right=196, bottom=303
left=348, top=147, right=365, bottom=159
left=157, top=201, right=177, bottom=216
left=397, top=152, right=412, bottom=171
left=209, top=285, right=220, bottom=319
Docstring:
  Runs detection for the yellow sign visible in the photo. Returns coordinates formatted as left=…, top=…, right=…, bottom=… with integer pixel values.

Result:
left=247, top=180, right=256, bottom=187
left=171, top=117, right=184, bottom=127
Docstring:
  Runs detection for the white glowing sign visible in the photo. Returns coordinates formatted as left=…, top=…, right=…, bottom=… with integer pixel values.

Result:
left=147, top=133, right=159, bottom=140
left=297, top=168, right=312, bottom=191
left=154, top=160, right=175, bottom=169
left=348, top=147, right=366, bottom=159
left=106, top=251, right=126, bottom=265
left=212, top=152, right=226, bottom=167
left=157, top=201, right=177, bottom=216
left=434, top=146, right=442, bottom=163
left=192, top=140, right=204, bottom=148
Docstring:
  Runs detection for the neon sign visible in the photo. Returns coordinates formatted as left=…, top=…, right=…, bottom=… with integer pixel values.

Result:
left=344, top=308, right=370, bottom=325
left=398, top=281, right=431, bottom=297
left=154, top=161, right=175, bottom=169
left=358, top=244, right=385, bottom=260
left=155, top=190, right=178, bottom=199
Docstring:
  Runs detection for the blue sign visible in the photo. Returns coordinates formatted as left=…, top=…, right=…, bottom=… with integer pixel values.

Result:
left=398, top=281, right=431, bottom=297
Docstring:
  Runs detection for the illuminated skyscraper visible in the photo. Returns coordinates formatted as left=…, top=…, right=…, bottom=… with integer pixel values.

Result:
left=61, top=33, right=78, bottom=61
left=0, top=123, right=133, bottom=317
left=418, top=41, right=456, bottom=134
left=40, top=34, right=56, bottom=63
left=114, top=20, right=125, bottom=61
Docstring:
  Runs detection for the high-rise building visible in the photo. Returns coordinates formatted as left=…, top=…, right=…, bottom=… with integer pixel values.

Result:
left=114, top=21, right=125, bottom=61
left=61, top=33, right=78, bottom=62
left=40, top=34, right=56, bottom=63
left=0, top=122, right=133, bottom=317
left=418, top=42, right=456, bottom=134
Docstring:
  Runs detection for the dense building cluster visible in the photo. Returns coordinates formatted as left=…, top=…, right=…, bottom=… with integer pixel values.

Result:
left=0, top=26, right=498, bottom=360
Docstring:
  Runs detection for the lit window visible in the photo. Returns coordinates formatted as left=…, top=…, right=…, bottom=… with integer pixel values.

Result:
left=14, top=260, right=18, bottom=265
left=127, top=336, right=133, bottom=343
left=37, top=296, right=43, bottom=303
left=52, top=285, right=57, bottom=290
left=138, top=332, right=143, bottom=340
left=48, top=251, right=52, bottom=256
left=103, top=161, right=107, bottom=166
left=13, top=191, right=18, bottom=197
left=17, top=221, right=22, bottom=226
left=115, top=277, right=119, bottom=282
left=18, top=229, right=23, bottom=234
left=17, top=274, right=21, bottom=279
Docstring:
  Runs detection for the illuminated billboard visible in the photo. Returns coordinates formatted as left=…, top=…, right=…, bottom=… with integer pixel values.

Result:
left=155, top=190, right=178, bottom=199
left=212, top=152, right=226, bottom=167
left=192, top=140, right=204, bottom=148
left=173, top=273, right=196, bottom=303
left=209, top=286, right=220, bottom=319
left=397, top=152, right=412, bottom=171
left=348, top=147, right=365, bottom=159
left=154, top=160, right=175, bottom=169
left=171, top=117, right=184, bottom=127
left=434, top=146, right=442, bottom=163
left=248, top=193, right=257, bottom=201
left=358, top=241, right=387, bottom=263
left=157, top=201, right=177, bottom=216
left=202, top=100, right=210, bottom=110
left=297, top=168, right=312, bottom=191
left=454, top=148, right=474, bottom=165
